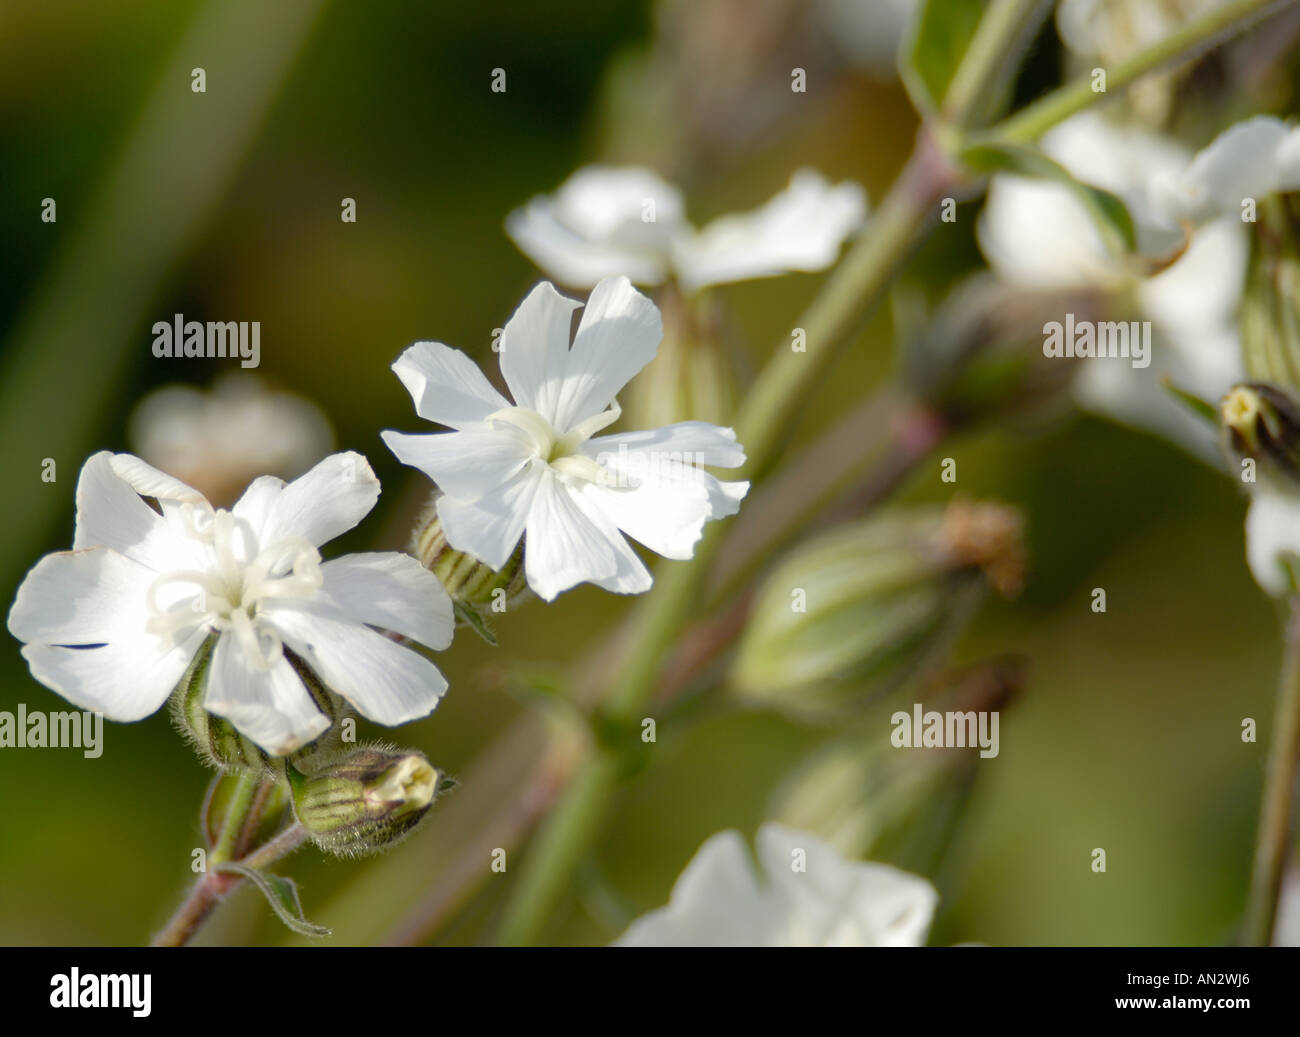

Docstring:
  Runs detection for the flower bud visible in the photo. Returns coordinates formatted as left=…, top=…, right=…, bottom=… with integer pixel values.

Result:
left=1219, top=382, right=1300, bottom=488
left=202, top=771, right=290, bottom=850
left=169, top=636, right=346, bottom=773
left=412, top=494, right=528, bottom=639
left=731, top=500, right=1024, bottom=718
left=770, top=658, right=1024, bottom=864
left=1241, top=193, right=1300, bottom=394
left=288, top=745, right=441, bottom=857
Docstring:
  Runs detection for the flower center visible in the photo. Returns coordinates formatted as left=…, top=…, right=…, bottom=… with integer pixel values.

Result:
left=486, top=403, right=622, bottom=485
left=145, top=504, right=323, bottom=670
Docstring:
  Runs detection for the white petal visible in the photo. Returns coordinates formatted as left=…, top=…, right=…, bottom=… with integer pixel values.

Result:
left=231, top=474, right=286, bottom=539
left=551, top=276, right=662, bottom=433
left=614, top=830, right=774, bottom=946
left=8, top=547, right=156, bottom=646
left=319, top=552, right=454, bottom=650
left=1170, top=116, right=1292, bottom=222
left=20, top=627, right=206, bottom=722
left=757, top=823, right=937, bottom=947
left=108, top=452, right=208, bottom=505
left=978, top=175, right=1119, bottom=289
left=497, top=281, right=582, bottom=424
left=522, top=470, right=621, bottom=601
left=1276, top=126, right=1300, bottom=193
left=587, top=421, right=747, bottom=469
left=1138, top=217, right=1248, bottom=335
left=1245, top=490, right=1300, bottom=597
left=72, top=452, right=201, bottom=573
left=204, top=633, right=331, bottom=755
left=579, top=475, right=711, bottom=561
left=257, top=451, right=380, bottom=548
left=566, top=490, right=654, bottom=595
left=382, top=428, right=531, bottom=503
left=435, top=465, right=540, bottom=570
left=269, top=604, right=448, bottom=725
left=392, top=341, right=511, bottom=429
left=505, top=166, right=683, bottom=287
left=676, top=170, right=866, bottom=290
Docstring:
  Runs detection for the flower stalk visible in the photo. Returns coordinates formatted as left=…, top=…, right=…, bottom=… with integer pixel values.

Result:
left=1242, top=596, right=1300, bottom=945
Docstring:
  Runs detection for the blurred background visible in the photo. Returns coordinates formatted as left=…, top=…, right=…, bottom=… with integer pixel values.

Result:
left=0, top=0, right=1296, bottom=946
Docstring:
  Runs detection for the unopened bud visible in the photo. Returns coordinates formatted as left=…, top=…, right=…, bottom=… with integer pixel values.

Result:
left=731, top=500, right=1024, bottom=718
left=169, top=636, right=346, bottom=773
left=1220, top=383, right=1300, bottom=487
left=288, top=746, right=440, bottom=857
left=1241, top=193, right=1300, bottom=393
left=412, top=494, right=528, bottom=638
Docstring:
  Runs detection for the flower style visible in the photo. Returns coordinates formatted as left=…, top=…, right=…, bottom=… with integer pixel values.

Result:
left=613, top=823, right=937, bottom=947
left=977, top=109, right=1248, bottom=460
left=382, top=275, right=749, bottom=602
left=505, top=165, right=866, bottom=291
left=7, top=451, right=454, bottom=755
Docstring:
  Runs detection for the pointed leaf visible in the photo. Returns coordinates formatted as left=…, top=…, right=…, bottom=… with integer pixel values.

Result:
left=215, top=862, right=332, bottom=938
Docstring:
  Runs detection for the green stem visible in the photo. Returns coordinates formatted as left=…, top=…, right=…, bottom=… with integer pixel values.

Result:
left=151, top=821, right=308, bottom=947
left=987, top=0, right=1294, bottom=145
left=211, top=771, right=259, bottom=864
left=1241, top=597, right=1300, bottom=945
left=940, top=0, right=1052, bottom=128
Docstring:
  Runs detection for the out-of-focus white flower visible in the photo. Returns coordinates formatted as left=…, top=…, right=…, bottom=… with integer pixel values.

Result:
left=1058, top=0, right=1229, bottom=60
left=1056, top=0, right=1231, bottom=123
left=129, top=373, right=333, bottom=507
left=1243, top=488, right=1300, bottom=596
left=382, top=276, right=748, bottom=602
left=7, top=452, right=453, bottom=755
left=977, top=110, right=1247, bottom=460
left=506, top=166, right=865, bottom=292
left=613, top=822, right=937, bottom=947
left=1152, top=115, right=1300, bottom=225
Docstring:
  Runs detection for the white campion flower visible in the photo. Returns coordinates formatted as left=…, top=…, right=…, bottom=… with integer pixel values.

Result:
left=381, top=275, right=749, bottom=602
left=128, top=373, right=334, bottom=507
left=613, top=823, right=937, bottom=947
left=1152, top=115, right=1300, bottom=225
left=505, top=165, right=866, bottom=291
left=7, top=451, right=454, bottom=755
left=976, top=109, right=1247, bottom=461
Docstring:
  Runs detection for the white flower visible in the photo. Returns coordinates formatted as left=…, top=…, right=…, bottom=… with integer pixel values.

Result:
left=1057, top=0, right=1229, bottom=63
left=381, top=276, right=749, bottom=602
left=1243, top=488, right=1300, bottom=596
left=1152, top=115, right=1300, bottom=225
left=7, top=451, right=454, bottom=755
left=612, top=823, right=937, bottom=947
left=505, top=166, right=866, bottom=291
left=129, top=373, right=334, bottom=507
left=977, top=110, right=1247, bottom=460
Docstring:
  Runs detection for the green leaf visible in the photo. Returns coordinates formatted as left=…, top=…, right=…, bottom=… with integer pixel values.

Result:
left=899, top=0, right=988, bottom=115
left=959, top=140, right=1137, bottom=254
left=215, top=863, right=332, bottom=938
left=1160, top=376, right=1219, bottom=427
left=452, top=600, right=498, bottom=645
